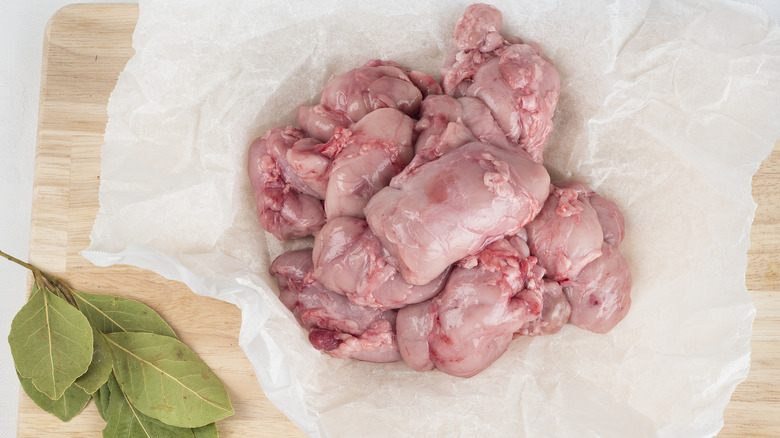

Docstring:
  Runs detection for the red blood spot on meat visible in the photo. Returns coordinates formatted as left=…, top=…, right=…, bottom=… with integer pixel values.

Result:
left=425, top=173, right=458, bottom=204
left=309, top=329, right=343, bottom=351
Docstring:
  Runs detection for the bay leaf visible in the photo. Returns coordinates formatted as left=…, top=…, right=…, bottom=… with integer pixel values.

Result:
left=103, top=373, right=204, bottom=438
left=17, top=371, right=90, bottom=422
left=72, top=290, right=177, bottom=338
left=92, top=381, right=111, bottom=422
left=105, top=332, right=234, bottom=428
left=9, top=284, right=93, bottom=400
left=192, top=423, right=219, bottom=438
left=74, top=326, right=113, bottom=394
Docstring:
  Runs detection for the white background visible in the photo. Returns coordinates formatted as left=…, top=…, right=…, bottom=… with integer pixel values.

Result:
left=0, top=1, right=777, bottom=436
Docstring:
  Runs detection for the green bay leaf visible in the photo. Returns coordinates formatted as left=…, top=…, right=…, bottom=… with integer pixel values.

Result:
left=103, top=373, right=205, bottom=438
left=9, top=284, right=93, bottom=400
left=92, top=381, right=111, bottom=422
left=74, top=326, right=113, bottom=394
left=192, top=423, right=219, bottom=438
left=72, top=290, right=177, bottom=338
left=18, top=371, right=90, bottom=422
left=105, top=332, right=234, bottom=428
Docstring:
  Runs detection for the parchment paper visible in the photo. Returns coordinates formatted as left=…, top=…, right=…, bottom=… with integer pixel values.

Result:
left=83, top=0, right=780, bottom=436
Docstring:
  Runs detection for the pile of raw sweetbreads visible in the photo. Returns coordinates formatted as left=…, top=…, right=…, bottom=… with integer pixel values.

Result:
left=248, top=4, right=631, bottom=378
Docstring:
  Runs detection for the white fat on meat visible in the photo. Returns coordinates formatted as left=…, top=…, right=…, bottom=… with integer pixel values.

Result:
left=452, top=1, right=504, bottom=53
left=287, top=108, right=415, bottom=219
left=508, top=233, right=572, bottom=336
left=256, top=4, right=632, bottom=376
left=553, top=180, right=626, bottom=247
left=247, top=126, right=326, bottom=240
left=298, top=59, right=441, bottom=142
left=525, top=180, right=631, bottom=334
left=440, top=3, right=560, bottom=163
left=365, top=141, right=550, bottom=286
left=396, top=239, right=543, bottom=378
left=517, top=279, right=572, bottom=336
left=413, top=94, right=516, bottom=164
left=525, top=182, right=605, bottom=282
left=313, top=216, right=450, bottom=310
left=270, top=249, right=401, bottom=363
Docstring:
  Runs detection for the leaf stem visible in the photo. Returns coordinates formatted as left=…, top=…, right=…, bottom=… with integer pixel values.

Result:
left=0, top=249, right=39, bottom=273
left=52, top=278, right=79, bottom=309
left=1, top=249, right=79, bottom=308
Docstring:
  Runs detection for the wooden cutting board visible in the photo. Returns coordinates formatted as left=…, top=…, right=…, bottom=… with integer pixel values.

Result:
left=17, top=4, right=306, bottom=437
left=18, top=3, right=780, bottom=437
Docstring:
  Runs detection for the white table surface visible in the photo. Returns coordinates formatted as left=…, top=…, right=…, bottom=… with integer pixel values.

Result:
left=1, top=1, right=777, bottom=437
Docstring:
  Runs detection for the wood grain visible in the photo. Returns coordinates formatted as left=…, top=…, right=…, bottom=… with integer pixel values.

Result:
left=720, top=142, right=780, bottom=438
left=18, top=5, right=305, bottom=437
left=17, top=3, right=779, bottom=437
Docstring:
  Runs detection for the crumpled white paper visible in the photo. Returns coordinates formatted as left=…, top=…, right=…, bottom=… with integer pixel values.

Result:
left=83, top=0, right=780, bottom=436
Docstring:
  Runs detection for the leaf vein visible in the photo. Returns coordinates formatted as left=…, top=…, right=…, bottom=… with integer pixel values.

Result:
left=43, top=290, right=57, bottom=395
left=74, top=293, right=128, bottom=332
left=123, top=388, right=153, bottom=437
left=106, top=336, right=230, bottom=413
